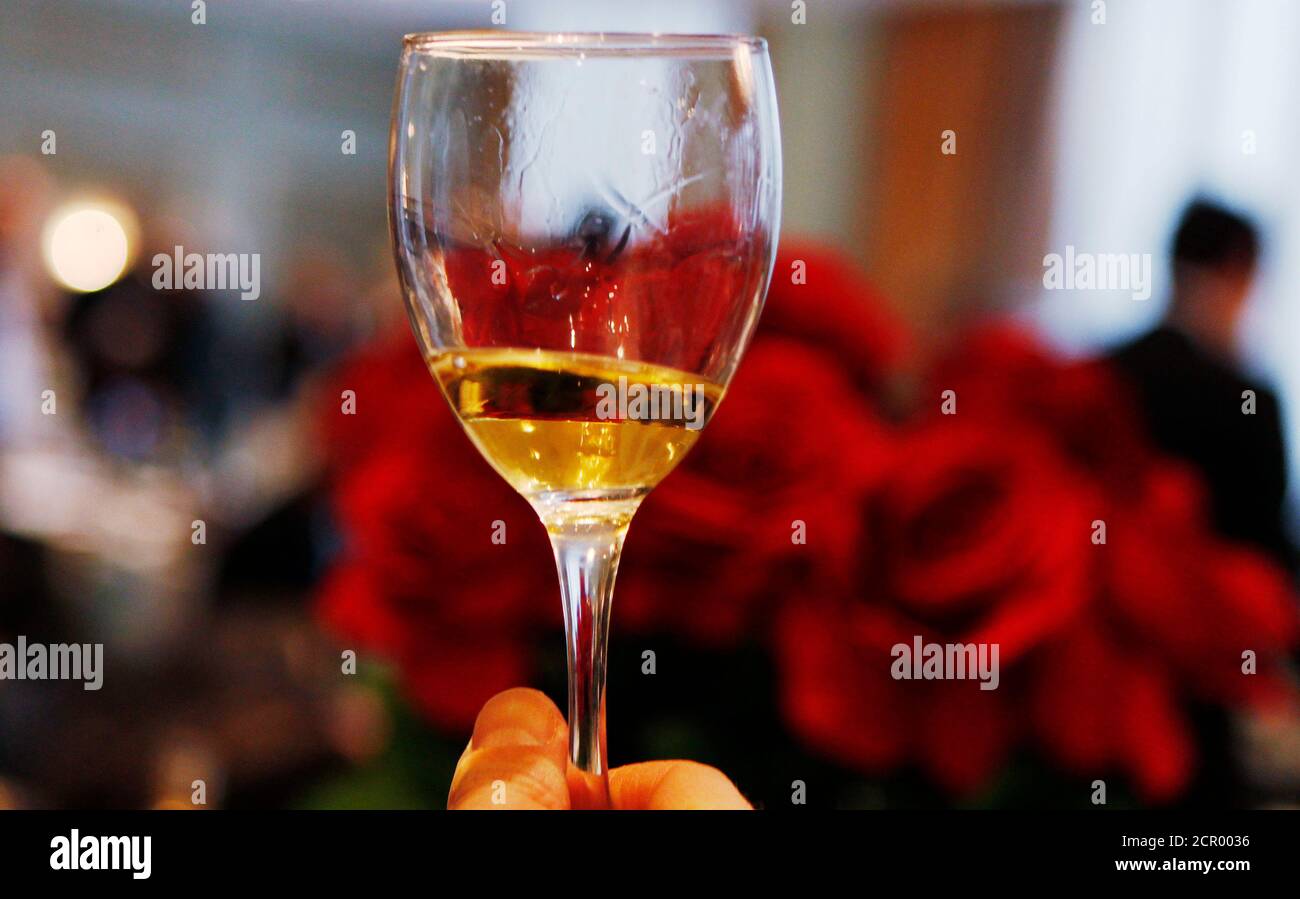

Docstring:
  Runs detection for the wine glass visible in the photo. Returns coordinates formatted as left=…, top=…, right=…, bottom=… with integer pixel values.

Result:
left=390, top=31, right=781, bottom=807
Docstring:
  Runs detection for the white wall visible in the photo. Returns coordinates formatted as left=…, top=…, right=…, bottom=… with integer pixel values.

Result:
left=1033, top=0, right=1300, bottom=529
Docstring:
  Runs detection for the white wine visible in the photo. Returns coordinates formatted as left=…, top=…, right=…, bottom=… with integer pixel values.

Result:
left=429, top=348, right=723, bottom=520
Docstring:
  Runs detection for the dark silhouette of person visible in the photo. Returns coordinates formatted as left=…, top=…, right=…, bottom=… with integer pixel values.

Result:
left=1110, top=199, right=1293, bottom=572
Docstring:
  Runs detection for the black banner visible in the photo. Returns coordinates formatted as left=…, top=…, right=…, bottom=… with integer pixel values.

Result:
left=0, top=810, right=1293, bottom=885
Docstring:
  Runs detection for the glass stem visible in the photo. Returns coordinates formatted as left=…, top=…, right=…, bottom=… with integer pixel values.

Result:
left=546, top=512, right=630, bottom=809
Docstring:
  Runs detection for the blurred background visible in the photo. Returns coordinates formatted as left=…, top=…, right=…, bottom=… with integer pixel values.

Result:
left=1, top=0, right=1297, bottom=809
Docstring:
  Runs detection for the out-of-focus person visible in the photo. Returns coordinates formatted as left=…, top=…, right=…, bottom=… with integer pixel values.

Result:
left=1110, top=199, right=1293, bottom=570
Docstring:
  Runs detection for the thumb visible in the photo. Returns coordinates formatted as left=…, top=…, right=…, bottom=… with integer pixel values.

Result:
left=448, top=688, right=571, bottom=810
left=609, top=761, right=751, bottom=810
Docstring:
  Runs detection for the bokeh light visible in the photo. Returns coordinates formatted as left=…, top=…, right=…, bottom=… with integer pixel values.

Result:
left=41, top=201, right=137, bottom=293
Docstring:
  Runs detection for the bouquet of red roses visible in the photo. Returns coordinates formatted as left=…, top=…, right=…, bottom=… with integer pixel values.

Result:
left=316, top=241, right=1296, bottom=804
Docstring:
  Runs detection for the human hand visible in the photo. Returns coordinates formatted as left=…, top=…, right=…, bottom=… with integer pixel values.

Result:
left=448, top=688, right=751, bottom=810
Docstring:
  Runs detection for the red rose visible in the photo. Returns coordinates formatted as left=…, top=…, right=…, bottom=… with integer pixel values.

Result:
left=330, top=438, right=551, bottom=632
left=315, top=338, right=556, bottom=730
left=315, top=329, right=438, bottom=477
left=619, top=336, right=892, bottom=644
left=779, top=596, right=1015, bottom=793
left=899, top=324, right=1300, bottom=801
left=1035, top=562, right=1294, bottom=805
left=318, top=565, right=532, bottom=729
left=763, top=242, right=909, bottom=394
left=866, top=419, right=1093, bottom=660
left=1042, top=460, right=1300, bottom=802
left=616, top=243, right=907, bottom=644
left=1030, top=620, right=1194, bottom=803
left=925, top=323, right=1154, bottom=486
left=776, top=417, right=1092, bottom=794
left=1098, top=462, right=1295, bottom=704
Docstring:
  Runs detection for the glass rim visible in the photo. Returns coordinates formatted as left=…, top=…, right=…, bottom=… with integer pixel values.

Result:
left=401, top=30, right=768, bottom=58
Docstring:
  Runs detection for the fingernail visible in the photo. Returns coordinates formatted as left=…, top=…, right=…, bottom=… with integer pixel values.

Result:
left=474, top=725, right=555, bottom=751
